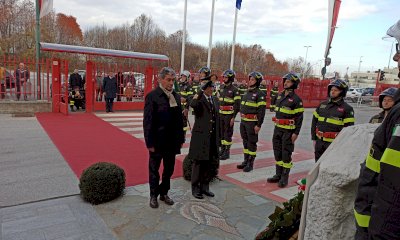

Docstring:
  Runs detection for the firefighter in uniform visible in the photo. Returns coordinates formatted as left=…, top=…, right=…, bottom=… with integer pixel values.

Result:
left=369, top=87, right=397, bottom=124
left=236, top=72, right=266, bottom=172
left=218, top=69, right=241, bottom=160
left=269, top=81, right=279, bottom=112
left=237, top=78, right=247, bottom=99
left=267, top=73, right=304, bottom=188
left=259, top=80, right=267, bottom=95
left=311, top=79, right=355, bottom=161
left=178, top=70, right=193, bottom=134
left=354, top=20, right=400, bottom=240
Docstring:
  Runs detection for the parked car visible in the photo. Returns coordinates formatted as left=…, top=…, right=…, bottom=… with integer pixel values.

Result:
left=346, top=88, right=363, bottom=102
left=0, top=67, right=15, bottom=89
left=362, top=87, right=375, bottom=96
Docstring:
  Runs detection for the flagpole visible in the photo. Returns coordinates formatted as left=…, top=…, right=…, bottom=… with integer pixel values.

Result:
left=180, top=0, right=187, bottom=73
left=230, top=8, right=238, bottom=70
left=207, top=0, right=216, bottom=68
left=35, top=0, right=41, bottom=99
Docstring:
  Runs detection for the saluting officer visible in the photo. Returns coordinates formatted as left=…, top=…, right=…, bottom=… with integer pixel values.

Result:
left=269, top=81, right=279, bottom=112
left=267, top=73, right=304, bottom=188
left=188, top=80, right=220, bottom=199
left=236, top=72, right=267, bottom=172
left=311, top=79, right=355, bottom=161
left=218, top=69, right=241, bottom=160
left=369, top=87, right=397, bottom=124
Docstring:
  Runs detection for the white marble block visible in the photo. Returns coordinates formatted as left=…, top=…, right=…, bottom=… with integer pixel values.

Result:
left=303, top=124, right=377, bottom=240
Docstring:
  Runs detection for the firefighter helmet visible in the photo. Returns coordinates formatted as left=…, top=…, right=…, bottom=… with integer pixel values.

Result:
left=328, top=79, right=349, bottom=98
left=248, top=71, right=263, bottom=87
left=283, top=73, right=301, bottom=89
left=198, top=66, right=211, bottom=80
left=180, top=70, right=191, bottom=79
left=379, top=87, right=397, bottom=109
left=222, top=69, right=236, bottom=83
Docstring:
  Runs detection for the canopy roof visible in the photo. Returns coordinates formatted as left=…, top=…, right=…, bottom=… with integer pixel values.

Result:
left=40, top=42, right=169, bottom=62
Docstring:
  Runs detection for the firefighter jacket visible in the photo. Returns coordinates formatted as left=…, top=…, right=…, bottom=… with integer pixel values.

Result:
left=311, top=98, right=355, bottom=142
left=274, top=90, right=304, bottom=135
left=259, top=84, right=267, bottom=94
left=369, top=111, right=385, bottom=124
left=178, top=81, right=193, bottom=109
left=270, top=86, right=279, bottom=108
left=240, top=87, right=266, bottom=127
left=238, top=83, right=247, bottom=98
left=354, top=92, right=400, bottom=238
left=218, top=83, right=241, bottom=117
left=191, top=81, right=200, bottom=96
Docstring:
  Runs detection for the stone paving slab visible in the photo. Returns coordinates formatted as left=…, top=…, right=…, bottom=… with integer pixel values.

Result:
left=0, top=196, right=116, bottom=240
left=94, top=178, right=276, bottom=240
left=0, top=115, right=79, bottom=207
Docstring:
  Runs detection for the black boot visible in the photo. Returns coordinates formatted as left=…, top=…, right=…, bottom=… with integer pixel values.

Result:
left=267, top=165, right=283, bottom=183
left=237, top=154, right=248, bottom=169
left=243, top=155, right=255, bottom=172
left=70, top=105, right=75, bottom=112
left=278, top=168, right=290, bottom=188
left=219, top=145, right=226, bottom=158
left=220, top=145, right=230, bottom=160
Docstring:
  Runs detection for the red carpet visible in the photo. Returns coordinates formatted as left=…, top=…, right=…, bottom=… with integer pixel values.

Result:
left=36, top=113, right=183, bottom=186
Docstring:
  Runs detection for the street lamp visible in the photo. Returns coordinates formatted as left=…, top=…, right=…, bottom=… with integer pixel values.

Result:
left=303, top=46, right=312, bottom=78
left=357, top=56, right=363, bottom=87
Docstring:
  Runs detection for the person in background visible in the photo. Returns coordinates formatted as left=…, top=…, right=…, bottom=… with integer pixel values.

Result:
left=95, top=71, right=103, bottom=101
left=15, top=62, right=30, bottom=101
left=177, top=70, right=193, bottom=136
left=143, top=67, right=184, bottom=208
left=218, top=69, right=241, bottom=160
left=267, top=73, right=303, bottom=188
left=269, top=81, right=279, bottom=112
left=103, top=71, right=117, bottom=113
left=188, top=79, right=220, bottom=199
left=311, top=79, right=355, bottom=162
left=116, top=72, right=124, bottom=101
left=236, top=72, right=266, bottom=172
left=369, top=87, right=397, bottom=124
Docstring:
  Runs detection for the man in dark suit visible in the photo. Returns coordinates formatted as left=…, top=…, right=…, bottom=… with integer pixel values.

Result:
left=143, top=67, right=185, bottom=209
left=188, top=80, right=221, bottom=199
left=102, top=71, right=117, bottom=113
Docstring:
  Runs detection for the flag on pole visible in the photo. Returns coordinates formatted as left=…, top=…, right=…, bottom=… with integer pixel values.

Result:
left=236, top=0, right=242, bottom=10
left=39, top=0, right=53, bottom=18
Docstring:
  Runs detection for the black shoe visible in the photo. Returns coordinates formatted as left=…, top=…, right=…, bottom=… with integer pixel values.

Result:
left=202, top=191, right=215, bottom=197
left=192, top=192, right=204, bottom=199
left=159, top=195, right=174, bottom=205
left=267, top=175, right=281, bottom=183
left=149, top=197, right=159, bottom=208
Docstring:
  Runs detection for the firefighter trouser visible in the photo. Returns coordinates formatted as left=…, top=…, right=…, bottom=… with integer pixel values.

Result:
left=272, top=127, right=294, bottom=168
left=240, top=121, right=258, bottom=157
left=183, top=114, right=188, bottom=132
left=314, top=140, right=331, bottom=162
left=220, top=114, right=234, bottom=146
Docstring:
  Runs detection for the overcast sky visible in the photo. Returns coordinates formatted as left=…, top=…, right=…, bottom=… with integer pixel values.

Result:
left=53, top=0, right=399, bottom=75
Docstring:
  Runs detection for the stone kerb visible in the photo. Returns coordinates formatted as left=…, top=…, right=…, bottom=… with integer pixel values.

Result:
left=303, top=124, right=377, bottom=240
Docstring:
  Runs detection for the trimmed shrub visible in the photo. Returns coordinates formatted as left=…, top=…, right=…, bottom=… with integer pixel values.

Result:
left=182, top=155, right=219, bottom=182
left=79, top=162, right=126, bottom=205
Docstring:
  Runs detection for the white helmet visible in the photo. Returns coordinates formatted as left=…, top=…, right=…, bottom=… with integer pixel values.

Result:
left=181, top=70, right=191, bottom=79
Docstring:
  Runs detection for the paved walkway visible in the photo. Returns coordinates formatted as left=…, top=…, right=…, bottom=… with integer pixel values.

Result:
left=0, top=104, right=376, bottom=239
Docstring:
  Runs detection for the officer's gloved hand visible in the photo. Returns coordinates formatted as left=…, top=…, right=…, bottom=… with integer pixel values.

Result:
left=201, top=80, right=214, bottom=91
